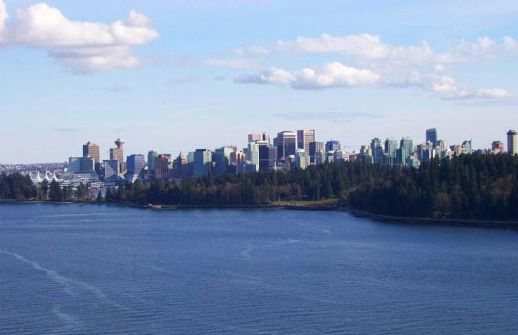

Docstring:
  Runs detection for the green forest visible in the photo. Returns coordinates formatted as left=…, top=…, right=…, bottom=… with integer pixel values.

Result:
left=1, top=153, right=518, bottom=221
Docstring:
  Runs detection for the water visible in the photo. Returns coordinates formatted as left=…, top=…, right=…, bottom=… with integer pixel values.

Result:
left=0, top=203, right=517, bottom=335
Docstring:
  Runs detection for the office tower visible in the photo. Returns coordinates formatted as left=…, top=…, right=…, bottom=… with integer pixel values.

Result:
left=384, top=138, right=398, bottom=165
left=325, top=151, right=335, bottom=163
left=309, top=141, right=325, bottom=164
left=104, top=160, right=120, bottom=180
left=297, top=129, right=316, bottom=155
left=371, top=138, right=384, bottom=165
left=82, top=142, right=100, bottom=163
left=246, top=142, right=260, bottom=172
left=325, top=140, right=341, bottom=153
left=274, top=131, right=297, bottom=161
left=491, top=141, right=505, bottom=154
left=193, top=149, right=213, bottom=177
left=398, top=137, right=414, bottom=167
left=147, top=149, right=159, bottom=173
left=426, top=128, right=438, bottom=147
left=461, top=140, right=472, bottom=154
left=257, top=142, right=276, bottom=171
left=295, top=150, right=309, bottom=169
left=153, top=154, right=170, bottom=181
left=508, top=130, right=518, bottom=155
left=214, top=146, right=234, bottom=175
left=417, top=142, right=434, bottom=163
left=127, top=154, right=145, bottom=176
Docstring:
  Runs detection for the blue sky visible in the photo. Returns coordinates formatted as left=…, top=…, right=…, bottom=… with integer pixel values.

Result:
left=0, top=0, right=517, bottom=163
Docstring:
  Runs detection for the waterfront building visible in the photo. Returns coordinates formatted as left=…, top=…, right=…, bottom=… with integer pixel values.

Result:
left=426, top=128, right=438, bottom=147
left=193, top=149, right=213, bottom=177
left=82, top=142, right=100, bottom=163
left=297, top=129, right=316, bottom=156
left=325, top=140, right=341, bottom=153
left=274, top=131, right=297, bottom=161
left=247, top=142, right=260, bottom=171
left=508, top=130, right=518, bottom=155
left=68, top=157, right=94, bottom=173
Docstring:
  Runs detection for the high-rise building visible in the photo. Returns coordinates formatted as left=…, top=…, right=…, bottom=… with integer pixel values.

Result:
left=147, top=149, right=159, bottom=173
left=193, top=149, right=213, bottom=177
left=398, top=137, right=414, bottom=167
left=371, top=138, right=383, bottom=165
left=104, top=160, right=120, bottom=181
left=68, top=157, right=94, bottom=173
left=247, top=142, right=260, bottom=172
left=153, top=154, right=170, bottom=181
left=297, top=129, right=316, bottom=155
left=110, top=138, right=125, bottom=171
left=461, top=140, right=472, bottom=154
left=426, top=128, right=438, bottom=147
left=127, top=154, right=145, bottom=176
left=309, top=141, right=325, bottom=164
left=384, top=138, right=399, bottom=164
left=82, top=142, right=100, bottom=163
left=274, top=131, right=297, bottom=161
left=491, top=141, right=505, bottom=154
left=508, top=130, right=518, bottom=155
left=258, top=142, right=276, bottom=171
left=214, top=146, right=234, bottom=175
left=325, top=140, right=341, bottom=152
left=295, top=149, right=309, bottom=169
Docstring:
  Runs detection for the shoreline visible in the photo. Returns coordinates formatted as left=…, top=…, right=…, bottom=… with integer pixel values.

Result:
left=2, top=199, right=518, bottom=231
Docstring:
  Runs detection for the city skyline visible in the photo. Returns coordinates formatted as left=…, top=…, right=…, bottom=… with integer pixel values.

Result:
left=1, top=0, right=517, bottom=163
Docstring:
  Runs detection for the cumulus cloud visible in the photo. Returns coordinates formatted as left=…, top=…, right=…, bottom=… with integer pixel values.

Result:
left=0, top=0, right=158, bottom=72
left=432, top=76, right=457, bottom=93
left=276, top=33, right=457, bottom=64
left=235, top=61, right=380, bottom=90
left=292, top=62, right=380, bottom=89
left=430, top=76, right=511, bottom=100
left=234, top=67, right=295, bottom=85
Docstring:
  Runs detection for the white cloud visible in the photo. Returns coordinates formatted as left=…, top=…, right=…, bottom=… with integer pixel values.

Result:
left=234, top=67, right=295, bottom=85
left=292, top=62, right=380, bottom=89
left=0, top=0, right=6, bottom=43
left=456, top=37, right=497, bottom=58
left=503, top=37, right=518, bottom=52
left=277, top=33, right=390, bottom=59
left=0, top=1, right=158, bottom=72
left=204, top=58, right=261, bottom=69
left=235, top=61, right=380, bottom=90
left=432, top=76, right=457, bottom=93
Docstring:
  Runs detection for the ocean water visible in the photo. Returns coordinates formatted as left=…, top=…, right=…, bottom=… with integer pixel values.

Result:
left=0, top=203, right=517, bottom=334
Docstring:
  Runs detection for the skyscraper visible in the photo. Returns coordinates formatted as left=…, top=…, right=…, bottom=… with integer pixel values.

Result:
left=274, top=131, right=297, bottom=161
left=82, top=142, right=100, bottom=163
left=153, top=154, right=170, bottom=181
left=297, top=129, right=315, bottom=155
left=193, top=149, right=213, bottom=177
left=147, top=149, right=159, bottom=173
left=426, top=128, right=438, bottom=147
left=110, top=138, right=125, bottom=171
left=371, top=138, right=383, bottom=164
left=127, top=154, right=145, bottom=176
left=309, top=141, right=325, bottom=164
left=398, top=137, right=414, bottom=167
left=508, top=130, right=518, bottom=155
left=247, top=142, right=260, bottom=171
left=325, top=140, right=341, bottom=152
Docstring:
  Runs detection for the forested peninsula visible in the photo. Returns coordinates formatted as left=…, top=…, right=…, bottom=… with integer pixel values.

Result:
left=1, top=153, right=518, bottom=223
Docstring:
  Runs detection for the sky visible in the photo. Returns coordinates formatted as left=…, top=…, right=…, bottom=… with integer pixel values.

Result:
left=0, top=0, right=517, bottom=163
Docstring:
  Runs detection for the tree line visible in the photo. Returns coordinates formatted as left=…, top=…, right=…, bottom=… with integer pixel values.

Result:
left=1, top=153, right=517, bottom=221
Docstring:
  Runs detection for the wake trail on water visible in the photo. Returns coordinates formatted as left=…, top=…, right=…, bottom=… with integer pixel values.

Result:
left=0, top=249, right=128, bottom=311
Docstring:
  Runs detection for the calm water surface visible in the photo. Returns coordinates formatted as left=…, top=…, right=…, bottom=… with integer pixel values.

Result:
left=0, top=203, right=517, bottom=334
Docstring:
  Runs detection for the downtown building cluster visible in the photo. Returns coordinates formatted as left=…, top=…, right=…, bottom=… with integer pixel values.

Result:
left=21, top=128, right=518, bottom=195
